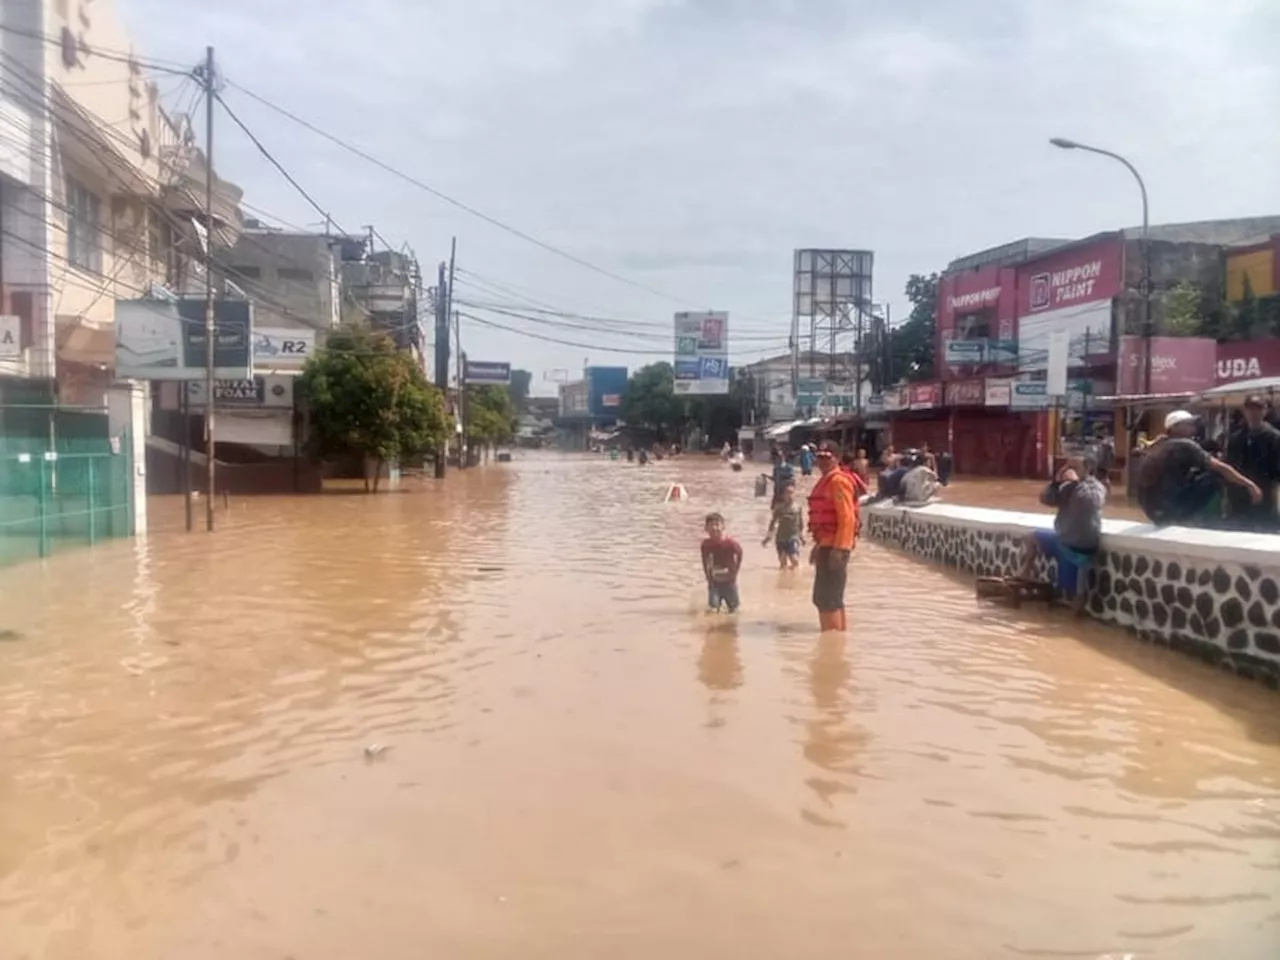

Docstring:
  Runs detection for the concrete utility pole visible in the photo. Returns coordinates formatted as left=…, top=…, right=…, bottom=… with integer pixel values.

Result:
left=1049, top=137, right=1152, bottom=393
left=202, top=45, right=216, bottom=532
left=433, top=259, right=449, bottom=479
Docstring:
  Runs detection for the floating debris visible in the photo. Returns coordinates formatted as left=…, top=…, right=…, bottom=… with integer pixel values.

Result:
left=363, top=743, right=390, bottom=760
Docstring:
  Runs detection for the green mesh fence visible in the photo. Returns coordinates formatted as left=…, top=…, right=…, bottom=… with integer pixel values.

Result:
left=0, top=405, right=134, bottom=567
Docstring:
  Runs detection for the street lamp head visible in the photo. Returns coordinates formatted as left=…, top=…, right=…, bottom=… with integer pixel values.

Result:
left=1049, top=137, right=1079, bottom=150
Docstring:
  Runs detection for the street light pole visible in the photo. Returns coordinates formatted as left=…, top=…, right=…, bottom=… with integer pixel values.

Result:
left=1049, top=137, right=1151, bottom=394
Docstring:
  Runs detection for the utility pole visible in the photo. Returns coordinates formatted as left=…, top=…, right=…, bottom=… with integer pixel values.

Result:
left=455, top=310, right=465, bottom=469
left=446, top=237, right=459, bottom=467
left=202, top=45, right=216, bottom=532
left=433, top=260, right=449, bottom=479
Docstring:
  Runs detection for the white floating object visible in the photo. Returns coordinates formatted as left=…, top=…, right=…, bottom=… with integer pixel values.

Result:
left=664, top=483, right=688, bottom=503
left=363, top=743, right=390, bottom=759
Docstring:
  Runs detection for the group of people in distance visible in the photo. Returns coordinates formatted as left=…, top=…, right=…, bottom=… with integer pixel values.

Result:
left=701, top=442, right=863, bottom=632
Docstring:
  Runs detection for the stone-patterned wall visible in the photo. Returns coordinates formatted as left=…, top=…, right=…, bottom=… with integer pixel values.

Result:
left=864, top=508, right=1280, bottom=688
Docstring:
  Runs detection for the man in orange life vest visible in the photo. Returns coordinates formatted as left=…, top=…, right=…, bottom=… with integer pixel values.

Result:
left=808, top=441, right=858, bottom=631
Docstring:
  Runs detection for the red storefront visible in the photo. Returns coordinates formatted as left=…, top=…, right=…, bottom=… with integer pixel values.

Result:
left=890, top=382, right=949, bottom=454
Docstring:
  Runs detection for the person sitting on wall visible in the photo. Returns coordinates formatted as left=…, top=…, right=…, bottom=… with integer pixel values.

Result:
left=870, top=458, right=910, bottom=504
left=898, top=450, right=941, bottom=505
left=1016, top=454, right=1106, bottom=613
left=1137, top=410, right=1260, bottom=528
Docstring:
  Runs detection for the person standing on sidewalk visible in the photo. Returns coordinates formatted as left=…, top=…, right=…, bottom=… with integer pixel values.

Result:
left=807, top=442, right=857, bottom=632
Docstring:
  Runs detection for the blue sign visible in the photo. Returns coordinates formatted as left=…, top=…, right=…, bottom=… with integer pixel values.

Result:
left=672, top=311, right=729, bottom=395
left=464, top=360, right=511, bottom=385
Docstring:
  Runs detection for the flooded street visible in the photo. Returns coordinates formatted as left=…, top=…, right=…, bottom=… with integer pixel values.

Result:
left=2, top=454, right=1278, bottom=960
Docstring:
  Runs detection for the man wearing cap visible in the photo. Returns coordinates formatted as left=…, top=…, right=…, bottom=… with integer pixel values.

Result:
left=1136, top=410, right=1261, bottom=528
left=807, top=441, right=857, bottom=632
left=1226, top=396, right=1280, bottom=532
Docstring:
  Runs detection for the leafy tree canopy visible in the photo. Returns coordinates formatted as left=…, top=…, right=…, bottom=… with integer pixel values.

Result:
left=888, top=272, right=938, bottom=384
left=466, top=384, right=517, bottom=447
left=298, top=324, right=448, bottom=490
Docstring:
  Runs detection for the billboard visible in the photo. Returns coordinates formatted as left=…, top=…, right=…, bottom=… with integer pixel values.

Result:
left=253, top=327, right=315, bottom=370
left=464, top=360, right=511, bottom=385
left=1015, top=237, right=1121, bottom=374
left=673, top=311, right=729, bottom=395
left=115, top=299, right=252, bottom=380
left=585, top=366, right=628, bottom=418
left=1117, top=335, right=1216, bottom=396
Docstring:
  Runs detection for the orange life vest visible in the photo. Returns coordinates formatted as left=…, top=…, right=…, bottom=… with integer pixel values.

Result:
left=808, top=470, right=842, bottom=540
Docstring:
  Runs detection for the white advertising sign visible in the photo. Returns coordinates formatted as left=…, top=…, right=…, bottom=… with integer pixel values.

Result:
left=1016, top=299, right=1111, bottom=374
left=1046, top=330, right=1070, bottom=397
left=673, top=311, right=729, bottom=396
left=253, top=326, right=315, bottom=370
left=0, top=314, right=20, bottom=358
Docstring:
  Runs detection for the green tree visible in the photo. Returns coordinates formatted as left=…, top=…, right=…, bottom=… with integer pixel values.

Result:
left=299, top=324, right=448, bottom=491
left=619, top=362, right=688, bottom=440
left=465, top=385, right=517, bottom=454
left=1161, top=280, right=1203, bottom=336
left=508, top=369, right=532, bottom=411
left=890, top=272, right=938, bottom=382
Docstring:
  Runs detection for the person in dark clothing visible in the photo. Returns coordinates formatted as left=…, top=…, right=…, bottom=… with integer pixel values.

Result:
left=1137, top=410, right=1261, bottom=527
left=1226, top=396, right=1280, bottom=532
left=936, top=449, right=954, bottom=486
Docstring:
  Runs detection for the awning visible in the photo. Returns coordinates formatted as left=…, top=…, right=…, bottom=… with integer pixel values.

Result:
left=1196, top=376, right=1280, bottom=403
left=765, top=420, right=802, bottom=438
left=1094, top=391, right=1193, bottom=404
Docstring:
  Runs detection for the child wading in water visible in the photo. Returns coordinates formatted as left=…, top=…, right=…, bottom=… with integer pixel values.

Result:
left=701, top=512, right=743, bottom=612
left=763, top=482, right=804, bottom=569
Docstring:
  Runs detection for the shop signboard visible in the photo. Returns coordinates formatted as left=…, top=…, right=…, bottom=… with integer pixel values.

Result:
left=1016, top=237, right=1121, bottom=373
left=673, top=311, right=729, bottom=395
left=0, top=314, right=19, bottom=358
left=908, top=382, right=940, bottom=410
left=1215, top=339, right=1280, bottom=384
left=187, top=375, right=295, bottom=410
left=1008, top=380, right=1049, bottom=410
left=944, top=378, right=985, bottom=407
left=984, top=378, right=1012, bottom=407
left=253, top=327, right=315, bottom=370
left=115, top=298, right=253, bottom=380
left=1116, top=335, right=1216, bottom=396
left=937, top=264, right=1017, bottom=378
left=464, top=360, right=512, bottom=385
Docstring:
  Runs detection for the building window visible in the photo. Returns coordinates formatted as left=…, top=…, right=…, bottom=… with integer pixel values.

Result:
left=66, top=177, right=102, bottom=273
left=277, top=267, right=313, bottom=283
left=231, top=265, right=262, bottom=279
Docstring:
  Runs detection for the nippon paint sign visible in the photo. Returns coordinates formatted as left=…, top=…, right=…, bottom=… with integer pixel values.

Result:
left=1019, top=238, right=1122, bottom=315
left=946, top=287, right=1002, bottom=312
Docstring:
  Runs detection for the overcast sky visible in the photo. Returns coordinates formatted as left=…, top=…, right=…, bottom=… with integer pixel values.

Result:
left=116, top=0, right=1279, bottom=393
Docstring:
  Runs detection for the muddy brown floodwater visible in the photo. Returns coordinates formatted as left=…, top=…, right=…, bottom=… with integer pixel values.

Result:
left=1, top=454, right=1278, bottom=960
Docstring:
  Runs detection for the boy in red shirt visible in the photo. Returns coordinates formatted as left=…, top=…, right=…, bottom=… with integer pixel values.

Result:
left=701, top=512, right=743, bottom=612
